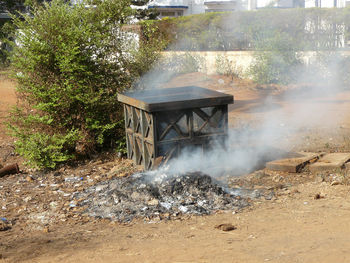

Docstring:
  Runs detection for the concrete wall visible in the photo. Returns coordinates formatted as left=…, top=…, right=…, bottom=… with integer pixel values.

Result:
left=162, top=51, right=254, bottom=75
left=162, top=50, right=350, bottom=76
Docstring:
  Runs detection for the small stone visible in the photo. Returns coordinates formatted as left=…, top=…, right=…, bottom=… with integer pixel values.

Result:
left=272, top=175, right=283, bottom=183
left=147, top=199, right=159, bottom=206
left=314, top=193, right=324, bottom=200
left=109, top=221, right=117, bottom=226
left=49, top=201, right=58, bottom=210
left=162, top=213, right=170, bottom=219
left=160, top=202, right=172, bottom=210
left=43, top=227, right=50, bottom=233
left=96, top=185, right=108, bottom=192
left=215, top=223, right=237, bottom=231
left=118, top=172, right=128, bottom=178
left=131, top=192, right=141, bottom=200
left=26, top=176, right=34, bottom=182
left=94, top=175, right=101, bottom=181
left=331, top=180, right=341, bottom=186
left=290, top=189, right=300, bottom=194
left=152, top=216, right=161, bottom=222
left=178, top=206, right=188, bottom=213
left=24, top=196, right=32, bottom=202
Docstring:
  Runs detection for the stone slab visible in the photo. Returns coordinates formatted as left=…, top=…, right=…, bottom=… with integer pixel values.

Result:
left=266, top=152, right=323, bottom=173
left=309, top=153, right=350, bottom=173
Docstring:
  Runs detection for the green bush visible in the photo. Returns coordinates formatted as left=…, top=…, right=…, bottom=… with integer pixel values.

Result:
left=162, top=52, right=205, bottom=74
left=0, top=21, right=15, bottom=67
left=248, top=32, right=302, bottom=84
left=215, top=54, right=241, bottom=79
left=8, top=0, right=163, bottom=168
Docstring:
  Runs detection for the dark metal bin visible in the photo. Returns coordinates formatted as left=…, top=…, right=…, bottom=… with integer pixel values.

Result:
left=117, top=86, right=234, bottom=170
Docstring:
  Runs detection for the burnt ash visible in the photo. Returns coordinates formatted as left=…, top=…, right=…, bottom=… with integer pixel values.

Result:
left=75, top=172, right=249, bottom=222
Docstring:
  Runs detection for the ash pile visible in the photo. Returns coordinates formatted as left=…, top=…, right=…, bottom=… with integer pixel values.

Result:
left=74, top=172, right=250, bottom=222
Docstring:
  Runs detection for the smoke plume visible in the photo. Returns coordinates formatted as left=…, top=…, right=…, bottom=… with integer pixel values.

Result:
left=135, top=13, right=349, bottom=180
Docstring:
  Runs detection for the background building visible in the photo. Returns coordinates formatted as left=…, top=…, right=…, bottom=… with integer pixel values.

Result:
left=147, top=0, right=348, bottom=16
left=147, top=0, right=244, bottom=17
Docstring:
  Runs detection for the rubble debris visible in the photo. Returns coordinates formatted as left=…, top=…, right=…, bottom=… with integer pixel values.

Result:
left=215, top=223, right=237, bottom=231
left=74, top=172, right=251, bottom=222
left=0, top=163, right=19, bottom=177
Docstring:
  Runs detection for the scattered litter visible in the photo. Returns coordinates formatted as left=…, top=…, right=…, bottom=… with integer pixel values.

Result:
left=75, top=172, right=250, bottom=222
left=0, top=218, right=11, bottom=231
left=65, top=177, right=82, bottom=183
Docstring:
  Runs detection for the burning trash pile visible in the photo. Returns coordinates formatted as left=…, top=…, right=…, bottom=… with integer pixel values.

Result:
left=74, top=172, right=251, bottom=222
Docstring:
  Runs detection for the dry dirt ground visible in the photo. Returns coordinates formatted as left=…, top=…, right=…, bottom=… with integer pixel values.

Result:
left=2, top=72, right=350, bottom=263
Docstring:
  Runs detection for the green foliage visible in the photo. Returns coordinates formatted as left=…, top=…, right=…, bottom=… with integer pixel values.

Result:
left=158, top=52, right=205, bottom=75
left=144, top=8, right=350, bottom=85
left=146, top=8, right=350, bottom=51
left=9, top=123, right=79, bottom=168
left=115, top=138, right=127, bottom=155
left=0, top=21, right=14, bottom=66
left=8, top=0, right=161, bottom=168
left=215, top=54, right=241, bottom=79
left=171, top=52, right=205, bottom=74
left=129, top=23, right=167, bottom=79
left=0, top=0, right=46, bottom=67
left=248, top=32, right=302, bottom=84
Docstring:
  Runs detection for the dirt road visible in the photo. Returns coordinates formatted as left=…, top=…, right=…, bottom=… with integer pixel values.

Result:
left=0, top=71, right=16, bottom=141
left=4, top=181, right=350, bottom=263
left=2, top=72, right=350, bottom=263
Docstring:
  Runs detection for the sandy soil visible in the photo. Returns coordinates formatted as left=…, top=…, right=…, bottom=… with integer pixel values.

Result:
left=0, top=71, right=16, bottom=141
left=2, top=72, right=350, bottom=263
left=18, top=183, right=350, bottom=263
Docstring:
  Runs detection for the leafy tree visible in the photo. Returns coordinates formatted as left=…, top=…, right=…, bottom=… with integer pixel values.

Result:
left=8, top=0, right=164, bottom=168
left=0, top=0, right=46, bottom=66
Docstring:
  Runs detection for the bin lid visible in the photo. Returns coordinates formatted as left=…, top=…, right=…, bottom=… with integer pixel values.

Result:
left=117, top=86, right=234, bottom=112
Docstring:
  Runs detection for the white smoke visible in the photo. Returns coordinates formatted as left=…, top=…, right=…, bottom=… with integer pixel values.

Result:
left=135, top=17, right=348, bottom=179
